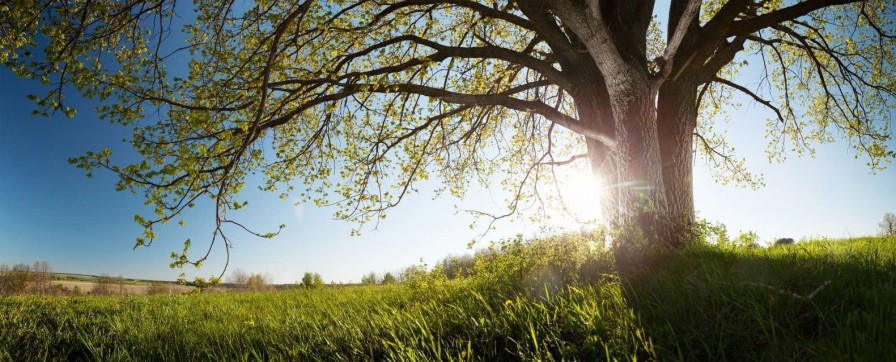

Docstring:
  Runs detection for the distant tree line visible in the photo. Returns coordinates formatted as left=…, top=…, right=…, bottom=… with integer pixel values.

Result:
left=359, top=253, right=477, bottom=286
left=226, top=268, right=273, bottom=292
left=0, top=261, right=54, bottom=295
left=89, top=274, right=128, bottom=295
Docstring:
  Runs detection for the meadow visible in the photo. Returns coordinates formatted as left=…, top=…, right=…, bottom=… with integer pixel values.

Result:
left=1, top=234, right=894, bottom=361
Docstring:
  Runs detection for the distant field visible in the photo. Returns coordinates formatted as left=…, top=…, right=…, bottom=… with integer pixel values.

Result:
left=1, top=235, right=894, bottom=361
left=49, top=281, right=191, bottom=295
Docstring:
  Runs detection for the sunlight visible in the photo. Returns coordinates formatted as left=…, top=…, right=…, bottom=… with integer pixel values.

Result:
left=553, top=169, right=604, bottom=227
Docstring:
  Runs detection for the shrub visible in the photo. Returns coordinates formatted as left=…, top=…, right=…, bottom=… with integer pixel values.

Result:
left=246, top=273, right=271, bottom=292
left=146, top=283, right=170, bottom=295
left=774, top=237, right=795, bottom=246
left=0, top=263, right=32, bottom=295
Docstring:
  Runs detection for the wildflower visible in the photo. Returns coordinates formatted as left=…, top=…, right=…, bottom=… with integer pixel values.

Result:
left=504, top=299, right=513, bottom=307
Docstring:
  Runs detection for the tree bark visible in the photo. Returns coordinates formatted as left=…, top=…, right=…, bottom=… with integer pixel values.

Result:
left=608, top=82, right=670, bottom=246
left=569, top=70, right=620, bottom=225
left=548, top=0, right=687, bottom=248
left=656, top=80, right=698, bottom=247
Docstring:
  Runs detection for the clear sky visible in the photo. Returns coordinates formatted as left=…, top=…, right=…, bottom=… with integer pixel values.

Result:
left=1, top=2, right=894, bottom=284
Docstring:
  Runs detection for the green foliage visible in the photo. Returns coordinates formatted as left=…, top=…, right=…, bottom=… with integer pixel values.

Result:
left=434, top=254, right=475, bottom=280
left=360, top=272, right=379, bottom=285
left=732, top=230, right=761, bottom=249
left=5, top=0, right=893, bottom=272
left=381, top=272, right=395, bottom=285
left=301, top=272, right=323, bottom=289
left=774, top=237, right=796, bottom=246
left=466, top=232, right=612, bottom=297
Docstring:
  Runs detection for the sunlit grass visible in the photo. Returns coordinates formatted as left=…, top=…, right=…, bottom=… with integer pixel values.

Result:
left=1, top=235, right=894, bottom=361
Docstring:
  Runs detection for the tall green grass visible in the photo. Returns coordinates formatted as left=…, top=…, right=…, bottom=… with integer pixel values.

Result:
left=0, top=283, right=654, bottom=360
left=625, top=236, right=896, bottom=361
left=1, top=235, right=893, bottom=361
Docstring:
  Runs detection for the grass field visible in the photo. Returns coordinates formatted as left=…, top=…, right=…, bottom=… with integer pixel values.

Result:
left=1, top=235, right=894, bottom=361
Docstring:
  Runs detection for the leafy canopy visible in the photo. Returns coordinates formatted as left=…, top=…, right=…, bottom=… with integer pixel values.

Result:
left=2, top=0, right=894, bottom=276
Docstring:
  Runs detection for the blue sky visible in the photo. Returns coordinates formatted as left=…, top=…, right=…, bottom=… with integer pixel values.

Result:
left=1, top=3, right=894, bottom=284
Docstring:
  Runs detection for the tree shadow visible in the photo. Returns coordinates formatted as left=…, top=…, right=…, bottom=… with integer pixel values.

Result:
left=616, top=238, right=896, bottom=361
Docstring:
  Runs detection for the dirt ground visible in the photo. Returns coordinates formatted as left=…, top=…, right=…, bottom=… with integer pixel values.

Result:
left=51, top=280, right=192, bottom=295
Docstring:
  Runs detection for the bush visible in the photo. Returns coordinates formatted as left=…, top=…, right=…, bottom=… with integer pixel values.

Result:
left=146, top=283, right=170, bottom=295
left=246, top=273, right=271, bottom=292
left=0, top=263, right=32, bottom=295
left=399, top=231, right=613, bottom=300
left=467, top=232, right=612, bottom=297
left=774, top=237, right=795, bottom=246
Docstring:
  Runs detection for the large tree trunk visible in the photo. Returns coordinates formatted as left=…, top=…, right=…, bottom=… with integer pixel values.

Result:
left=571, top=73, right=696, bottom=249
left=607, top=83, right=672, bottom=247
left=569, top=71, right=620, bottom=226
left=548, top=0, right=689, bottom=249
left=656, top=81, right=699, bottom=247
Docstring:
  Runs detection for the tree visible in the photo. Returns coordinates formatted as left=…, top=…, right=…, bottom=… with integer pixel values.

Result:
left=92, top=273, right=115, bottom=295
left=361, top=272, right=380, bottom=285
left=227, top=268, right=250, bottom=288
left=382, top=272, right=396, bottom=285
left=312, top=273, right=324, bottom=288
left=30, top=261, right=52, bottom=294
left=301, top=272, right=324, bottom=288
left=301, top=272, right=313, bottom=288
left=436, top=254, right=475, bottom=279
left=3, top=1, right=894, bottom=270
left=880, top=212, right=896, bottom=236
left=116, top=274, right=127, bottom=294
left=245, top=273, right=271, bottom=291
left=0, top=263, right=32, bottom=295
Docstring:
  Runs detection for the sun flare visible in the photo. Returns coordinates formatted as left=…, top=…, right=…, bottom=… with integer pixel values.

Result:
left=553, top=170, right=605, bottom=226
